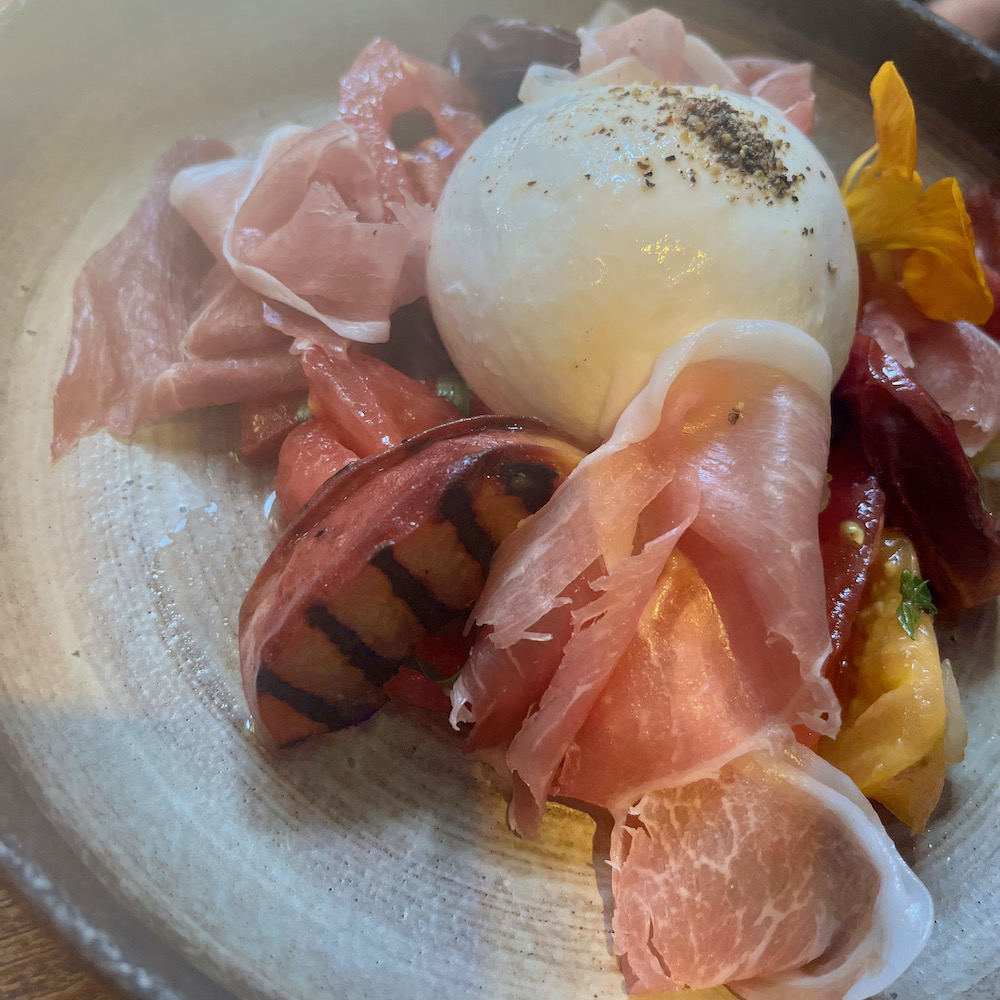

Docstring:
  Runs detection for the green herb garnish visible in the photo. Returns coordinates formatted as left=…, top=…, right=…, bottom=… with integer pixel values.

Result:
left=295, top=399, right=312, bottom=423
left=413, top=655, right=462, bottom=689
left=897, top=570, right=937, bottom=638
left=435, top=377, right=471, bottom=417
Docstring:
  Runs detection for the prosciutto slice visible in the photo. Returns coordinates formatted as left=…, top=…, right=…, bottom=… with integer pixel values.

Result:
left=967, top=182, right=1000, bottom=340
left=569, top=8, right=816, bottom=134
left=171, top=121, right=431, bottom=348
left=728, top=57, right=816, bottom=136
left=858, top=282, right=1000, bottom=455
left=612, top=737, right=933, bottom=997
left=52, top=139, right=305, bottom=459
left=452, top=320, right=838, bottom=835
left=184, top=264, right=289, bottom=358
left=339, top=39, right=484, bottom=208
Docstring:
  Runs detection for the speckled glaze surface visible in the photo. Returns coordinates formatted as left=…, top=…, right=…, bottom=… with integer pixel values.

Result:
left=0, top=1, right=998, bottom=999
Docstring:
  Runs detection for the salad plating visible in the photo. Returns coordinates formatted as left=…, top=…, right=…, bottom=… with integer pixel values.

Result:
left=50, top=5, right=1000, bottom=998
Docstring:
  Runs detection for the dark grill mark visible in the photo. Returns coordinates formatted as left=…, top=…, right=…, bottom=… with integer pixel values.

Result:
left=499, top=461, right=560, bottom=513
left=305, top=605, right=399, bottom=687
left=257, top=666, right=379, bottom=734
left=370, top=546, right=456, bottom=632
left=440, top=482, right=497, bottom=573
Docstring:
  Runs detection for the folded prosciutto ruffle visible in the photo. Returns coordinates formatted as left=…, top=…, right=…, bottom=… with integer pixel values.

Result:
left=451, top=320, right=838, bottom=835
left=858, top=282, right=1000, bottom=456
left=170, top=121, right=432, bottom=350
left=51, top=139, right=306, bottom=459
left=170, top=41, right=482, bottom=350
left=450, top=320, right=935, bottom=994
left=520, top=8, right=816, bottom=135
left=612, top=736, right=933, bottom=998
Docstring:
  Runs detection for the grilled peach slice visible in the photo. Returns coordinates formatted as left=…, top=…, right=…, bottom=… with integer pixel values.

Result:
left=239, top=416, right=585, bottom=746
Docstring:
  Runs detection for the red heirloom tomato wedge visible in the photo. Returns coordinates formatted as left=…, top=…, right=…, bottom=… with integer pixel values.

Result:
left=240, top=416, right=585, bottom=747
left=274, top=419, right=359, bottom=525
left=817, top=448, right=885, bottom=704
left=239, top=392, right=308, bottom=465
left=833, top=334, right=1000, bottom=613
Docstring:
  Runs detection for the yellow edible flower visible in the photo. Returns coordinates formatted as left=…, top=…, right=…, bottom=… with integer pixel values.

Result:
left=841, top=61, right=993, bottom=324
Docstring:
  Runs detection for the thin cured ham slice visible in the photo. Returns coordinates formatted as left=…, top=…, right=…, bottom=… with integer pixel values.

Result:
left=184, top=264, right=289, bottom=359
left=171, top=121, right=432, bottom=348
left=578, top=7, right=687, bottom=82
left=728, top=57, right=816, bottom=135
left=858, top=283, right=1000, bottom=455
left=968, top=181, right=1000, bottom=269
left=612, top=737, right=932, bottom=998
left=967, top=182, right=1000, bottom=340
left=339, top=39, right=484, bottom=208
left=452, top=320, right=837, bottom=836
left=51, top=139, right=306, bottom=460
left=568, top=8, right=816, bottom=134
left=553, top=548, right=777, bottom=816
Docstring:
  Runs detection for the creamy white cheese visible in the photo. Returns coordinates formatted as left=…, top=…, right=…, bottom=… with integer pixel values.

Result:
left=428, top=82, right=858, bottom=445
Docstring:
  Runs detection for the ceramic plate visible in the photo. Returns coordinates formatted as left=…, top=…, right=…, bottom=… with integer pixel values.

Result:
left=1, top=1, right=998, bottom=998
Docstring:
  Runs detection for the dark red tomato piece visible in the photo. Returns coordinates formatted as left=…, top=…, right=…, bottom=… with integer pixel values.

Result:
left=240, top=391, right=307, bottom=465
left=833, top=334, right=1000, bottom=614
left=383, top=668, right=453, bottom=714
left=817, top=447, right=885, bottom=703
left=382, top=629, right=474, bottom=715
left=444, top=17, right=581, bottom=120
left=302, top=346, right=461, bottom=459
left=413, top=629, right=476, bottom=679
left=275, top=418, right=358, bottom=525
left=365, top=299, right=457, bottom=381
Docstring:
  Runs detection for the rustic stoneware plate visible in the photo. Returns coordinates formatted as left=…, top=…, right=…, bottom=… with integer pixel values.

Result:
left=1, top=1, right=998, bottom=998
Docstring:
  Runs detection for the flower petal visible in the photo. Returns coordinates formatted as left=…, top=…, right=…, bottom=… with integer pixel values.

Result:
left=901, top=178, right=994, bottom=324
left=869, top=62, right=917, bottom=178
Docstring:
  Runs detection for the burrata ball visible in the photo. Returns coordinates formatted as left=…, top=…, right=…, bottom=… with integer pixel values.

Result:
left=427, top=82, right=858, bottom=445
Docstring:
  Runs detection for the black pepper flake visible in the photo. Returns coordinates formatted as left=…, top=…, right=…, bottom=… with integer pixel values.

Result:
left=584, top=173, right=592, bottom=180
left=664, top=154, right=676, bottom=162
left=644, top=178, right=655, bottom=188
left=791, top=195, right=799, bottom=202
left=527, top=180, right=537, bottom=187
left=674, top=91, right=799, bottom=199
left=820, top=170, right=827, bottom=179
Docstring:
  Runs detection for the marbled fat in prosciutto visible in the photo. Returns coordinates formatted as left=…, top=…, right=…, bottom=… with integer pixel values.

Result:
left=612, top=737, right=932, bottom=997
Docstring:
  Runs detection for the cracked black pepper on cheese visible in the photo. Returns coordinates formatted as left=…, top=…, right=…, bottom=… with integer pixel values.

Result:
left=427, top=82, right=858, bottom=445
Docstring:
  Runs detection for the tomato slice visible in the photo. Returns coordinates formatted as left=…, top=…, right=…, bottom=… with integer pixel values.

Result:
left=275, top=418, right=358, bottom=524
left=240, top=392, right=307, bottom=464
left=383, top=668, right=453, bottom=713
